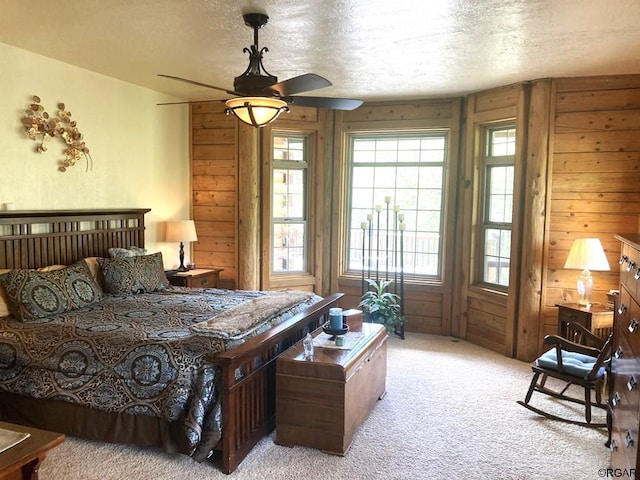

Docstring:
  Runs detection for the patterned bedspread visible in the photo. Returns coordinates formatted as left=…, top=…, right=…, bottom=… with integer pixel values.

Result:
left=0, top=287, right=320, bottom=458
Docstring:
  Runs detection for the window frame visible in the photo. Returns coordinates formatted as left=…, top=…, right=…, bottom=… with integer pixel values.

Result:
left=343, top=129, right=449, bottom=283
left=270, top=133, right=310, bottom=275
left=477, top=124, right=516, bottom=290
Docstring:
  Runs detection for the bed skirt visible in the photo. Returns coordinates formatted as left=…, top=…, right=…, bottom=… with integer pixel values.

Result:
left=0, top=392, right=208, bottom=458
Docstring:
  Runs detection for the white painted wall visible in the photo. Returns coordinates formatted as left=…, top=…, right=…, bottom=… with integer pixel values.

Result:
left=0, top=42, right=193, bottom=268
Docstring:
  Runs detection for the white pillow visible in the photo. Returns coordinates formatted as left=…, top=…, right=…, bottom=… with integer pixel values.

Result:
left=108, top=246, right=147, bottom=258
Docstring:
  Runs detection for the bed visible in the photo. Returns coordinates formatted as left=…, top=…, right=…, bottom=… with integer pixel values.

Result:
left=0, top=208, right=342, bottom=473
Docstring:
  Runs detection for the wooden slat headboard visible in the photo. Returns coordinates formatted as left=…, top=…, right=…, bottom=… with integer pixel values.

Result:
left=0, top=209, right=150, bottom=269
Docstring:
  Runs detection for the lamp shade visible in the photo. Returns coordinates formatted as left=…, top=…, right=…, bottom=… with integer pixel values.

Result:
left=563, top=238, right=610, bottom=271
left=225, top=97, right=289, bottom=127
left=165, top=220, right=198, bottom=243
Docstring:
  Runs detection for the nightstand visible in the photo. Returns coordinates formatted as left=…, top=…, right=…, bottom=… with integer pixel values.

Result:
left=555, top=303, right=614, bottom=340
left=167, top=268, right=223, bottom=288
left=0, top=421, right=64, bottom=480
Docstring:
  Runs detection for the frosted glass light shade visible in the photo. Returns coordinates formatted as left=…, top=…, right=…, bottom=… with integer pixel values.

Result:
left=225, top=97, right=289, bottom=127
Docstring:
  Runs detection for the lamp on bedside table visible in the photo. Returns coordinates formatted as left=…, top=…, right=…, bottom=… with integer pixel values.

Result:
left=166, top=220, right=198, bottom=272
left=564, top=237, right=610, bottom=307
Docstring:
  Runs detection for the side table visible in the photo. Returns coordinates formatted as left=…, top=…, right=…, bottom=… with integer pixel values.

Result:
left=0, top=421, right=64, bottom=480
left=167, top=268, right=223, bottom=288
left=555, top=303, right=614, bottom=340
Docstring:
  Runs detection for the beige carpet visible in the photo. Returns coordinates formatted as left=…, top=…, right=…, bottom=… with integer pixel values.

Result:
left=39, top=334, right=609, bottom=479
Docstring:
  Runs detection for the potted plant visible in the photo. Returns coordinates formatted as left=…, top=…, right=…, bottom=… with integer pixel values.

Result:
left=358, top=278, right=403, bottom=333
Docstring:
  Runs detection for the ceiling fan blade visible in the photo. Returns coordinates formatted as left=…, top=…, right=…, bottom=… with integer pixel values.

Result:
left=156, top=99, right=226, bottom=106
left=158, top=74, right=242, bottom=96
left=285, top=96, right=363, bottom=111
left=265, top=73, right=332, bottom=97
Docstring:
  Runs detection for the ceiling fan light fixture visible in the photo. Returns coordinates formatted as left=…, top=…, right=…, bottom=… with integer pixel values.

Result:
left=224, top=97, right=289, bottom=127
left=159, top=13, right=362, bottom=114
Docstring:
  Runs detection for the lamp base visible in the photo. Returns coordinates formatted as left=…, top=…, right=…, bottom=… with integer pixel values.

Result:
left=177, top=242, right=187, bottom=272
left=576, top=269, right=594, bottom=308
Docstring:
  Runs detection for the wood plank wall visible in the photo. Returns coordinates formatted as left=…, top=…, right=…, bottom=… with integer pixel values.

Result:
left=191, top=103, right=238, bottom=288
left=333, top=100, right=461, bottom=334
left=188, top=74, right=640, bottom=357
left=542, top=75, right=640, bottom=338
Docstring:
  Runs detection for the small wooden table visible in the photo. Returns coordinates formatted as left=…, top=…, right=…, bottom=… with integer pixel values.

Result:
left=167, top=268, right=223, bottom=288
left=275, top=322, right=387, bottom=455
left=555, top=303, right=614, bottom=340
left=0, top=422, right=64, bottom=480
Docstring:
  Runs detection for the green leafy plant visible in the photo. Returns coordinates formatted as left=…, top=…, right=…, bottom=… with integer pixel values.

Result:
left=358, top=278, right=403, bottom=333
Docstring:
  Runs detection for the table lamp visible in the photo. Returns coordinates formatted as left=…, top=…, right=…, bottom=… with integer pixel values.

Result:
left=563, top=238, right=610, bottom=307
left=165, top=220, right=198, bottom=272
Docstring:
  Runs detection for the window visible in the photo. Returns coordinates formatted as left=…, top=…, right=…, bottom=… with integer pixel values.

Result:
left=480, top=126, right=516, bottom=287
left=346, top=132, right=447, bottom=280
left=271, top=134, right=308, bottom=273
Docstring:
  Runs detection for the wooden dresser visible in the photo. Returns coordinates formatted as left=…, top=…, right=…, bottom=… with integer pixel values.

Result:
left=275, top=322, right=387, bottom=455
left=610, top=234, right=640, bottom=471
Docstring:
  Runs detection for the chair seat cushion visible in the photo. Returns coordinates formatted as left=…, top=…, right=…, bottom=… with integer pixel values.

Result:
left=536, top=348, right=605, bottom=379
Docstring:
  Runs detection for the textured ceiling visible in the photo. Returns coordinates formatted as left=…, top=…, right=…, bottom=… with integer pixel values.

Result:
left=2, top=0, right=640, bottom=103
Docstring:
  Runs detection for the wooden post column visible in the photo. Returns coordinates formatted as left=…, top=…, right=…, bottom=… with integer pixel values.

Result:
left=237, top=123, right=261, bottom=290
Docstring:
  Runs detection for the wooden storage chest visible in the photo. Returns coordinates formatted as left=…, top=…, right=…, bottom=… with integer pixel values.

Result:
left=275, top=322, right=387, bottom=455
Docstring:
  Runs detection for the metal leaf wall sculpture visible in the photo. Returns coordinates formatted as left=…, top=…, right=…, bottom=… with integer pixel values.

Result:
left=21, top=96, right=92, bottom=172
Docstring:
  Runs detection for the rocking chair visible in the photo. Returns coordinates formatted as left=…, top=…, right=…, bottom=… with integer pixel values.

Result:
left=517, top=321, right=613, bottom=428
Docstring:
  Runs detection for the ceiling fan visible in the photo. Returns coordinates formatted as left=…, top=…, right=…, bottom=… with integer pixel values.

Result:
left=158, top=13, right=363, bottom=127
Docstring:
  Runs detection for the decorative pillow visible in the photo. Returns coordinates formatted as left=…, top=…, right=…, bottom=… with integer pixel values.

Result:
left=1, top=267, right=63, bottom=317
left=0, top=261, right=105, bottom=321
left=0, top=265, right=76, bottom=317
left=98, top=252, right=169, bottom=294
left=108, top=246, right=148, bottom=259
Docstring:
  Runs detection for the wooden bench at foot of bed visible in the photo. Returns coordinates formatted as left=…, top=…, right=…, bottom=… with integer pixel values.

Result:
left=217, top=292, right=342, bottom=473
